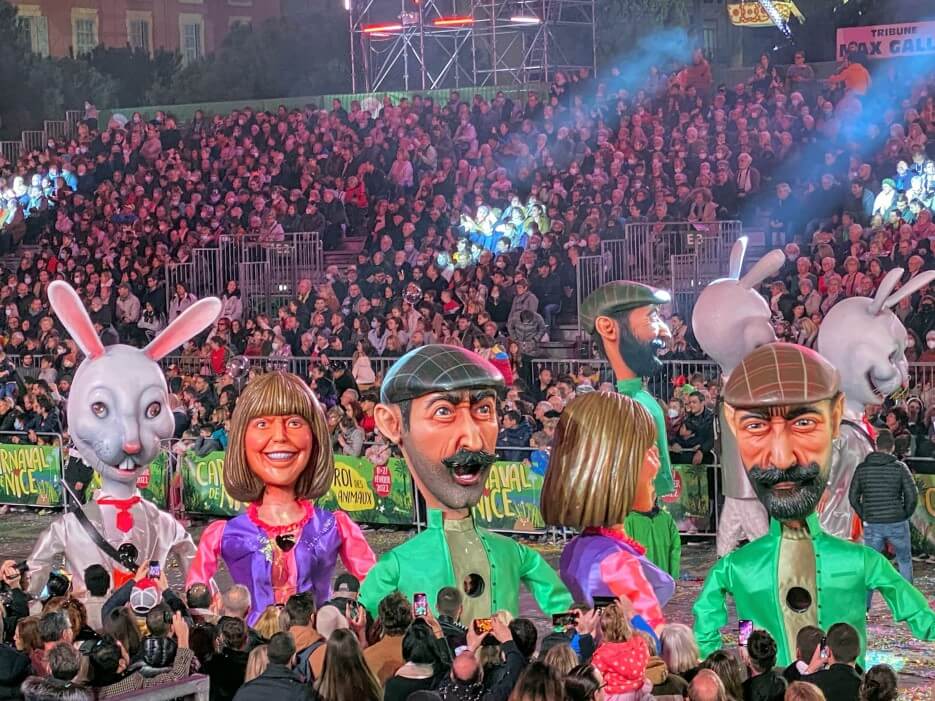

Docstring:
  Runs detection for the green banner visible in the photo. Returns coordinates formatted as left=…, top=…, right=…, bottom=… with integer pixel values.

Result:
left=87, top=454, right=168, bottom=509
left=660, top=465, right=713, bottom=534
left=910, top=473, right=935, bottom=556
left=473, top=461, right=546, bottom=531
left=180, top=451, right=414, bottom=525
left=0, top=443, right=62, bottom=507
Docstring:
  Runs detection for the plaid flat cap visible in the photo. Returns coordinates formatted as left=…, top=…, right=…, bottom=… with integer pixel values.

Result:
left=580, top=282, right=671, bottom=335
left=380, top=344, right=505, bottom=404
left=724, top=343, right=840, bottom=408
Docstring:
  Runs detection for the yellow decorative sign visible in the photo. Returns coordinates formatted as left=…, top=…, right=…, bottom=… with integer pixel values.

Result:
left=727, top=2, right=804, bottom=27
left=332, top=460, right=376, bottom=512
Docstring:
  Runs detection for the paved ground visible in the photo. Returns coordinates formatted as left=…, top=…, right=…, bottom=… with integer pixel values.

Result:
left=4, top=511, right=934, bottom=697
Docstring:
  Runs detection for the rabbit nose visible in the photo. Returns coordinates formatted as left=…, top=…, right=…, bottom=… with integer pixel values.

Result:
left=123, top=441, right=142, bottom=455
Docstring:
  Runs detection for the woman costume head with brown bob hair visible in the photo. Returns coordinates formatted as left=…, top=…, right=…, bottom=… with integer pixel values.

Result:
left=541, top=391, right=658, bottom=528
left=224, top=371, right=334, bottom=503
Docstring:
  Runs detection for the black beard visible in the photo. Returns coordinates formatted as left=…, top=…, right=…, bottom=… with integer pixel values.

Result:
left=618, top=318, right=665, bottom=378
left=747, top=462, right=826, bottom=521
left=403, top=441, right=495, bottom=510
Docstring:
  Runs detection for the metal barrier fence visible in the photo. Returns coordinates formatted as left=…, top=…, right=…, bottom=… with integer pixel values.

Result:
left=166, top=232, right=323, bottom=317
left=21, top=131, right=45, bottom=153
left=64, top=110, right=82, bottom=138
left=574, top=255, right=604, bottom=340
left=43, top=121, right=67, bottom=143
left=158, top=353, right=399, bottom=382
left=0, top=141, right=22, bottom=163
left=528, top=358, right=721, bottom=392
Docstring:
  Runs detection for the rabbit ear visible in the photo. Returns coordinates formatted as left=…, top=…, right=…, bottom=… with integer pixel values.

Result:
left=739, top=249, right=786, bottom=290
left=869, top=268, right=905, bottom=315
left=47, top=281, right=105, bottom=360
left=727, top=237, right=748, bottom=280
left=143, top=298, right=222, bottom=362
left=882, top=270, right=935, bottom=310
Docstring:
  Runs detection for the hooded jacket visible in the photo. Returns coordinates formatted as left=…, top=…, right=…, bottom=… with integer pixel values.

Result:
left=848, top=451, right=918, bottom=524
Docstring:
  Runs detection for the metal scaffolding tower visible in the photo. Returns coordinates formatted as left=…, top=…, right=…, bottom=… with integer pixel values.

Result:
left=348, top=0, right=597, bottom=93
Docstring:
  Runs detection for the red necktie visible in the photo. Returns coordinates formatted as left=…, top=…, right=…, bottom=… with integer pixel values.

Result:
left=861, top=416, right=878, bottom=445
left=97, top=496, right=141, bottom=533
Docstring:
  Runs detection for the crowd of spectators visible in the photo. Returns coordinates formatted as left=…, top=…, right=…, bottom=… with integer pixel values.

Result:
left=0, top=47, right=931, bottom=471
left=0, top=558, right=907, bottom=701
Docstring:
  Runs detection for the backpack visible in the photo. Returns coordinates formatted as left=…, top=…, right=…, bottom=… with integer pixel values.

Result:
left=295, top=639, right=326, bottom=683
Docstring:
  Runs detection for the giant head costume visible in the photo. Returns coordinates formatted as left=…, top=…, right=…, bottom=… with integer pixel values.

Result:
left=723, top=343, right=844, bottom=522
left=817, top=268, right=935, bottom=417
left=374, top=344, right=505, bottom=517
left=580, top=282, right=672, bottom=380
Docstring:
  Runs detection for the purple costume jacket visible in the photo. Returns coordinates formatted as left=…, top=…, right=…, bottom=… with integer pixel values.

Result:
left=560, top=532, right=675, bottom=628
left=188, top=502, right=376, bottom=626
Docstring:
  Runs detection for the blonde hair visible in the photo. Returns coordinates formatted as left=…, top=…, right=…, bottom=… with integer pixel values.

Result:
left=785, top=682, right=826, bottom=701
left=600, top=604, right=633, bottom=643
left=541, top=392, right=655, bottom=528
left=245, top=645, right=269, bottom=682
left=224, top=372, right=334, bottom=502
left=542, top=644, right=578, bottom=676
left=253, top=605, right=284, bottom=641
left=660, top=623, right=700, bottom=675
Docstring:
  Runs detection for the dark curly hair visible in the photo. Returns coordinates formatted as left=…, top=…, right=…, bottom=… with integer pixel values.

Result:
left=747, top=629, right=778, bottom=672
left=859, top=664, right=898, bottom=701
left=378, top=591, right=413, bottom=636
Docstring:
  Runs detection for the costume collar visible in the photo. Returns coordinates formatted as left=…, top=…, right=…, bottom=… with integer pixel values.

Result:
left=768, top=512, right=822, bottom=539
left=427, top=508, right=475, bottom=530
left=616, top=378, right=642, bottom=394
left=247, top=499, right=314, bottom=536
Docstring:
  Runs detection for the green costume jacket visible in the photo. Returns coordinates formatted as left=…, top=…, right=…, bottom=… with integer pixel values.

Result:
left=616, top=378, right=675, bottom=496
left=359, top=509, right=572, bottom=617
left=693, top=513, right=935, bottom=668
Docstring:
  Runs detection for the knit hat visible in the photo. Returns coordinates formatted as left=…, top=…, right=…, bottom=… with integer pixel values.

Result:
left=130, top=579, right=161, bottom=615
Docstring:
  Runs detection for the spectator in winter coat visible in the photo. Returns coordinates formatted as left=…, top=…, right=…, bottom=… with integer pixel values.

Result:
left=509, top=280, right=539, bottom=319
left=497, top=411, right=534, bottom=462
left=848, top=428, right=918, bottom=609
left=507, top=310, right=547, bottom=356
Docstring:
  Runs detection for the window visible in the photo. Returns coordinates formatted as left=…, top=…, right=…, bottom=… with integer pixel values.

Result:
left=179, top=14, right=205, bottom=64
left=16, top=5, right=48, bottom=57
left=702, top=20, right=718, bottom=62
left=127, top=11, right=153, bottom=54
left=71, top=8, right=99, bottom=56
left=229, top=16, right=252, bottom=30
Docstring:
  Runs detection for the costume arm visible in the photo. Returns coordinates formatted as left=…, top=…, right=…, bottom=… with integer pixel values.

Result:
left=358, top=551, right=400, bottom=617
left=668, top=514, right=681, bottom=579
left=185, top=519, right=225, bottom=589
left=692, top=556, right=731, bottom=658
left=519, top=543, right=572, bottom=615
left=335, top=511, right=377, bottom=580
left=166, top=512, right=198, bottom=579
left=865, top=547, right=935, bottom=640
left=599, top=550, right=665, bottom=630
left=26, top=517, right=67, bottom=597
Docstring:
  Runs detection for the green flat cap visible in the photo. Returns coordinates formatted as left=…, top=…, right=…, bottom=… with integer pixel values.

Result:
left=380, top=344, right=505, bottom=404
left=580, top=281, right=671, bottom=334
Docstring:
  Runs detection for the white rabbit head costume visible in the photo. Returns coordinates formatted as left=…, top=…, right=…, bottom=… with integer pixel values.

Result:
left=49, top=281, right=221, bottom=494
left=817, top=268, right=935, bottom=417
left=692, top=237, right=785, bottom=376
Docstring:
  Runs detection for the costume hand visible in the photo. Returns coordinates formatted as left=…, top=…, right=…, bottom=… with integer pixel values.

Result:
left=491, top=613, right=512, bottom=643
left=575, top=608, right=599, bottom=636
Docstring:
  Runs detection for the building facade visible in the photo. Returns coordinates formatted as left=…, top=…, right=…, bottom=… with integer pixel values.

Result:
left=11, top=0, right=282, bottom=62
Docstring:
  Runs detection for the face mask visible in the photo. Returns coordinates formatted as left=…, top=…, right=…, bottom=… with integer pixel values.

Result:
left=667, top=408, right=680, bottom=418
left=928, top=340, right=935, bottom=350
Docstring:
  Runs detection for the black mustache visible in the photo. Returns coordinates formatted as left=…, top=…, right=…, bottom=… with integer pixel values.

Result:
left=442, top=449, right=497, bottom=471
left=748, top=463, right=821, bottom=487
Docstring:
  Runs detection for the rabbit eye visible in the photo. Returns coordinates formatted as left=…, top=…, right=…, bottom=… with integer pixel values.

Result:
left=146, top=402, right=162, bottom=419
left=91, top=402, right=108, bottom=418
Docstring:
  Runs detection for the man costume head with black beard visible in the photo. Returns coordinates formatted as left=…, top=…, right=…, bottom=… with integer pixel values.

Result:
left=580, top=282, right=672, bottom=381
left=722, top=343, right=844, bottom=523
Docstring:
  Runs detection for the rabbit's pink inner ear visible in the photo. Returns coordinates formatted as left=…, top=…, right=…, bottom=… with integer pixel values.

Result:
left=144, top=298, right=222, bottom=362
left=47, top=281, right=105, bottom=359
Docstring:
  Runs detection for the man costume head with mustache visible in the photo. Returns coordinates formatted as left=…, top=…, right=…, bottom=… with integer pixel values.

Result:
left=695, top=341, right=935, bottom=668
left=363, top=344, right=573, bottom=623
left=722, top=342, right=844, bottom=523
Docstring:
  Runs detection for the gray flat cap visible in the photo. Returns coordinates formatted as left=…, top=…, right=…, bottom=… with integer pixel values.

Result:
left=380, top=344, right=505, bottom=404
left=580, top=281, right=671, bottom=335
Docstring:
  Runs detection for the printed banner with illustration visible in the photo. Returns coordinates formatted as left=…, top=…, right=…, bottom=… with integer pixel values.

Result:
left=180, top=451, right=414, bottom=525
left=910, top=473, right=935, bottom=556
left=87, top=454, right=168, bottom=509
left=0, top=443, right=62, bottom=507
left=836, top=21, right=935, bottom=60
left=660, top=465, right=713, bottom=534
left=727, top=2, right=804, bottom=28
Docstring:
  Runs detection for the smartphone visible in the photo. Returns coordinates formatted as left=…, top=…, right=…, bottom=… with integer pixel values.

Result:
left=592, top=595, right=616, bottom=612
left=552, top=611, right=579, bottom=627
left=819, top=636, right=828, bottom=658
left=148, top=561, right=161, bottom=579
left=473, top=617, right=493, bottom=635
left=738, top=619, right=753, bottom=647
left=413, top=592, right=428, bottom=617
